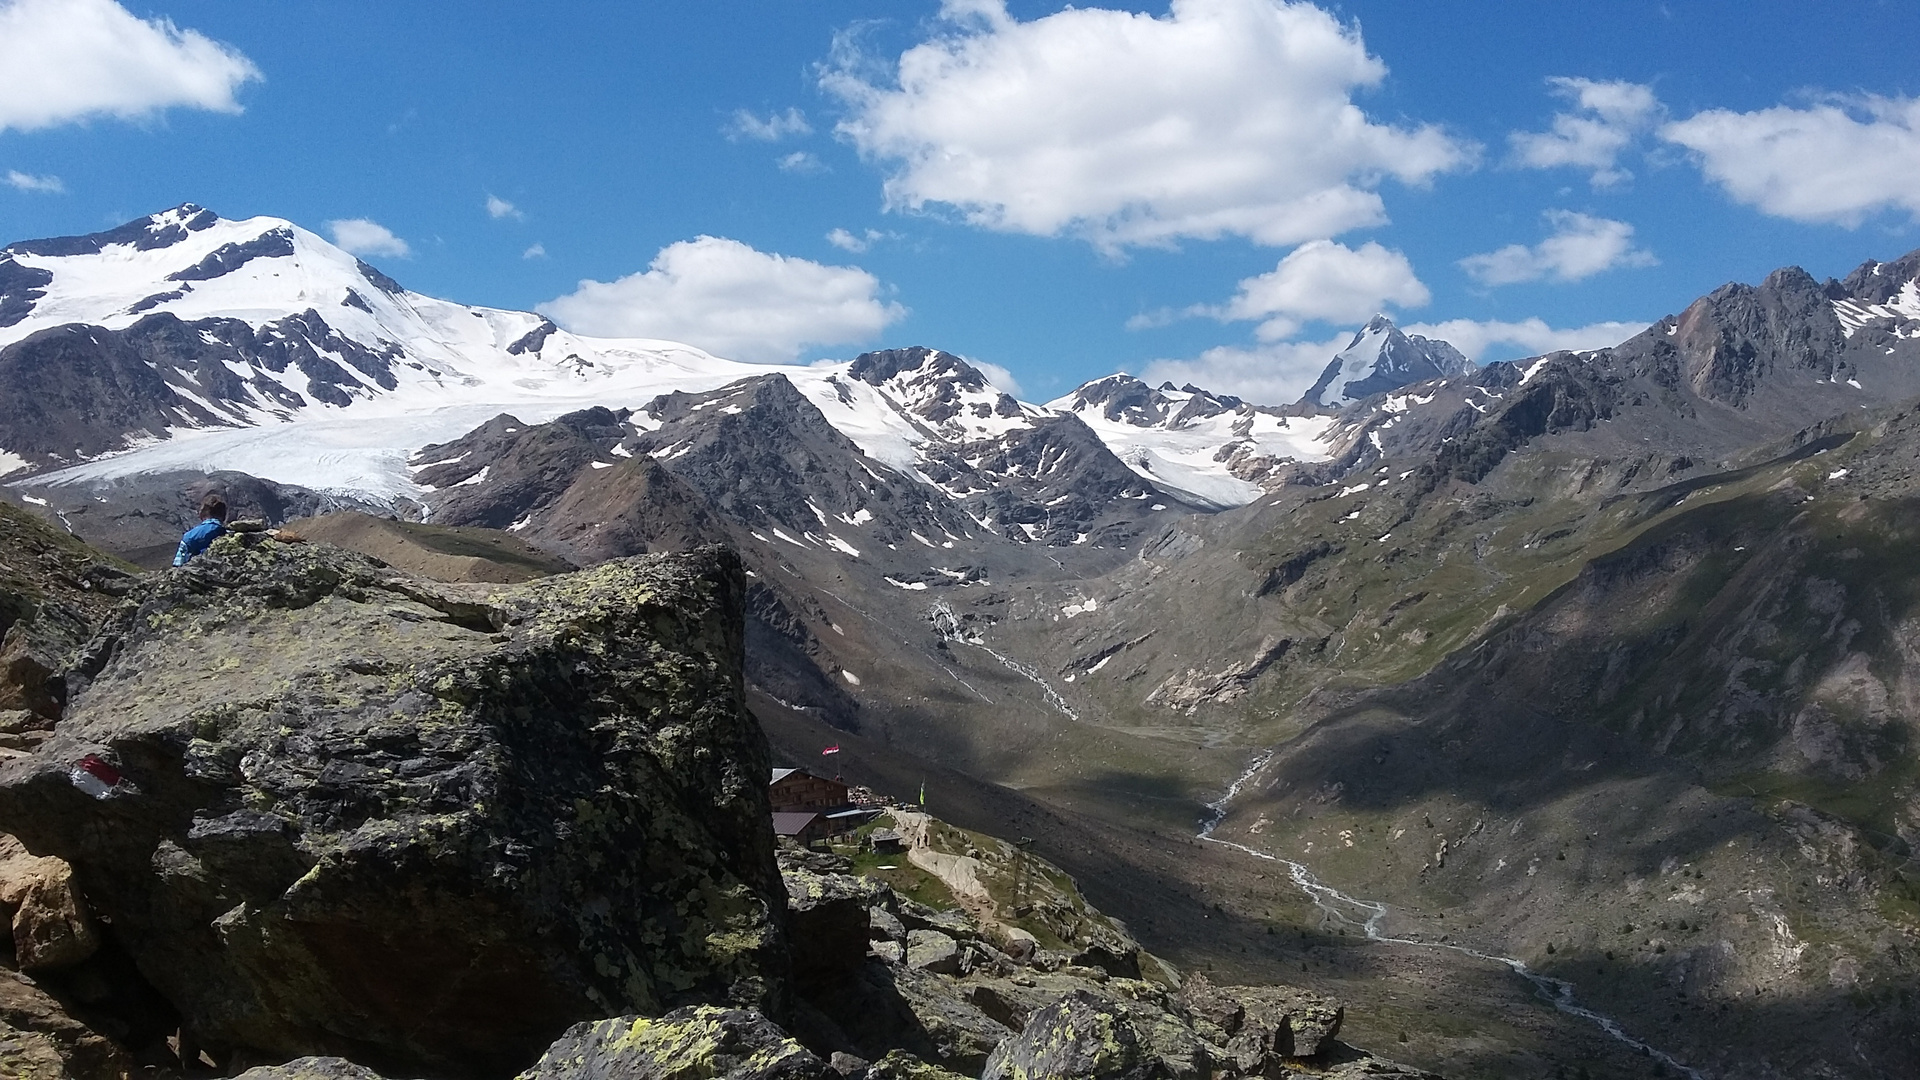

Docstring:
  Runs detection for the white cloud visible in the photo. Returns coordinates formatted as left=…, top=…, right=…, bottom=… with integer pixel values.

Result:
left=4, top=170, right=63, bottom=194
left=825, top=0, right=1473, bottom=252
left=1140, top=333, right=1354, bottom=405
left=826, top=227, right=898, bottom=253
left=1139, top=314, right=1648, bottom=405
left=1400, top=317, right=1645, bottom=363
left=1662, top=94, right=1920, bottom=226
left=486, top=194, right=523, bottom=220
left=1459, top=211, right=1656, bottom=286
left=969, top=359, right=1023, bottom=398
left=1208, top=239, right=1428, bottom=340
left=326, top=219, right=412, bottom=259
left=0, top=0, right=260, bottom=133
left=777, top=151, right=826, bottom=174
left=1508, top=77, right=1662, bottom=187
left=522, top=243, right=547, bottom=260
left=726, top=106, right=812, bottom=142
left=539, top=236, right=906, bottom=363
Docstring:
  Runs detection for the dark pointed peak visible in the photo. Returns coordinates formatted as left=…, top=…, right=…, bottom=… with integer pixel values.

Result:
left=6, top=204, right=223, bottom=258
left=355, top=258, right=406, bottom=297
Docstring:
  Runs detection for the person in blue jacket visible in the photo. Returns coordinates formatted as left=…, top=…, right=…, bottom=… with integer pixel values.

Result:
left=173, top=494, right=230, bottom=566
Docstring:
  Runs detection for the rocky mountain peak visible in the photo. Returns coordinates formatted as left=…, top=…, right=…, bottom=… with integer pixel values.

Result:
left=1301, top=315, right=1472, bottom=409
left=3, top=204, right=220, bottom=259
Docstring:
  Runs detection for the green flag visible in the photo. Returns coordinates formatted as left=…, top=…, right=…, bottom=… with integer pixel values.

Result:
left=918, top=780, right=925, bottom=806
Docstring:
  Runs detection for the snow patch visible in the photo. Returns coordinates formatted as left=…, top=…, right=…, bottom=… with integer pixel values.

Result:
left=0, top=451, right=29, bottom=478
left=452, top=466, right=490, bottom=487
left=884, top=577, right=929, bottom=591
left=1062, top=597, right=1098, bottom=618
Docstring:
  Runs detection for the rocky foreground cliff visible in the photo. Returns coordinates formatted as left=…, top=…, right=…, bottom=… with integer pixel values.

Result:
left=0, top=520, right=1437, bottom=1079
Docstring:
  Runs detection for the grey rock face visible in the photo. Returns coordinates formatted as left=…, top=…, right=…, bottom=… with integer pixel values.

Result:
left=0, top=307, right=405, bottom=468
left=0, top=540, right=789, bottom=1076
left=0, top=257, right=52, bottom=329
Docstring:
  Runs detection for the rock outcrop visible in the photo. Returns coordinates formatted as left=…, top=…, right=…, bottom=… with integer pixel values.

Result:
left=0, top=538, right=790, bottom=1077
left=520, top=1008, right=830, bottom=1080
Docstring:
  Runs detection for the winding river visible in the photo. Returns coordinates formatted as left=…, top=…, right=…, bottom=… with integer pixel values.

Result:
left=1199, top=752, right=1706, bottom=1080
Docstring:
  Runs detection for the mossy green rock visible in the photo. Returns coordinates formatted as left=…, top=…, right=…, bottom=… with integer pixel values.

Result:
left=518, top=1007, right=828, bottom=1080
left=0, top=540, right=788, bottom=1077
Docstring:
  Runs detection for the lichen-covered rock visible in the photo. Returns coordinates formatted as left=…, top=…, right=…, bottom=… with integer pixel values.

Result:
left=0, top=541, right=789, bottom=1077
left=236, top=1057, right=394, bottom=1080
left=860, top=1049, right=970, bottom=1080
left=867, top=907, right=904, bottom=943
left=1177, top=972, right=1343, bottom=1063
left=872, top=965, right=1011, bottom=1073
left=903, top=931, right=960, bottom=975
left=979, top=988, right=1209, bottom=1080
left=518, top=1007, right=829, bottom=1080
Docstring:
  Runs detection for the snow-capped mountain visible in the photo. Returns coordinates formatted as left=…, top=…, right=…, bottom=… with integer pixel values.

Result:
left=0, top=206, right=1347, bottom=513
left=1048, top=375, right=1336, bottom=506
left=1300, top=314, right=1473, bottom=408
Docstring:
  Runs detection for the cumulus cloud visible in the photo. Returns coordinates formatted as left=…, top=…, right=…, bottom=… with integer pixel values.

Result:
left=4, top=170, right=63, bottom=193
left=1139, top=333, right=1354, bottom=405
left=969, top=359, right=1023, bottom=397
left=1139, top=314, right=1648, bottom=405
left=1661, top=94, right=1920, bottom=226
left=825, top=0, right=1473, bottom=252
left=726, top=106, right=812, bottom=142
left=1459, top=210, right=1657, bottom=286
left=0, top=0, right=260, bottom=133
left=1208, top=239, right=1427, bottom=340
left=326, top=219, right=412, bottom=259
left=486, top=194, right=523, bottom=220
left=539, top=236, right=906, bottom=363
left=522, top=243, right=546, bottom=260
left=1507, top=77, right=1662, bottom=187
left=1400, top=316, right=1646, bottom=363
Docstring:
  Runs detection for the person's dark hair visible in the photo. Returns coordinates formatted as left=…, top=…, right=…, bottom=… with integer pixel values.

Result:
left=198, top=494, right=229, bottom=522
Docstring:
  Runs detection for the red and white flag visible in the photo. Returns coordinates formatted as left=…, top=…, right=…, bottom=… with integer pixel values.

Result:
left=821, top=745, right=841, bottom=755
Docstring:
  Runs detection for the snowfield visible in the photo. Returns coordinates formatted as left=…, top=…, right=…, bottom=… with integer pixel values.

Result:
left=5, top=206, right=1345, bottom=507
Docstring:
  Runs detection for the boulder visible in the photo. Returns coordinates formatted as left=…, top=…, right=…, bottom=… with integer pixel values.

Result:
left=518, top=1007, right=829, bottom=1080
left=904, top=931, right=961, bottom=975
left=867, top=907, right=905, bottom=943
left=781, top=849, right=885, bottom=990
left=0, top=834, right=98, bottom=972
left=0, top=541, right=789, bottom=1077
left=0, top=970, right=131, bottom=1080
left=979, top=988, right=1208, bottom=1080
left=1177, top=972, right=1342, bottom=1062
left=861, top=1049, right=971, bottom=1079
left=236, top=1058, right=393, bottom=1080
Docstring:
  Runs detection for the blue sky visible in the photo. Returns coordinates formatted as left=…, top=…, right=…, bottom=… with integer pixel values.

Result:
left=2, top=0, right=1917, bottom=403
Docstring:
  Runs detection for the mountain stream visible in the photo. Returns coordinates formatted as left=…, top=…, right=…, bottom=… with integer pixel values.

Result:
left=1199, top=753, right=1705, bottom=1080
